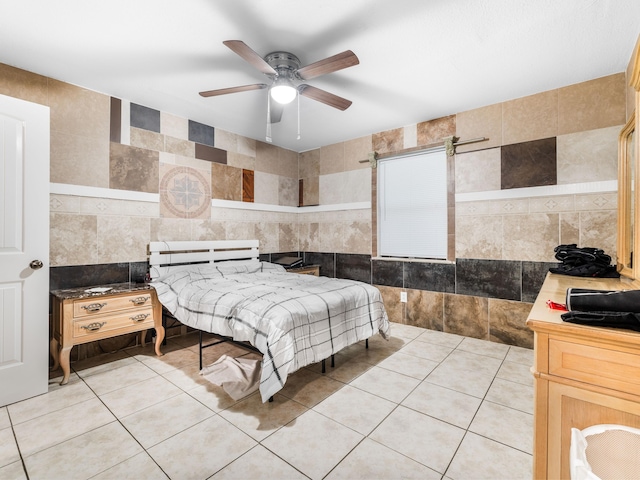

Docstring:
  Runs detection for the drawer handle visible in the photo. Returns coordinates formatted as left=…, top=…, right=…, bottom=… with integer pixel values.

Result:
left=81, top=302, right=107, bottom=312
left=130, top=313, right=150, bottom=322
left=81, top=321, right=107, bottom=332
left=130, top=296, right=150, bottom=306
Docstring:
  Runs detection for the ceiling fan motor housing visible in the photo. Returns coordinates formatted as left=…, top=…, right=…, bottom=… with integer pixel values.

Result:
left=265, top=51, right=301, bottom=82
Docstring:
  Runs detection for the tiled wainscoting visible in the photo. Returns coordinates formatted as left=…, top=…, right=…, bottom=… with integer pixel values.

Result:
left=50, top=254, right=552, bottom=361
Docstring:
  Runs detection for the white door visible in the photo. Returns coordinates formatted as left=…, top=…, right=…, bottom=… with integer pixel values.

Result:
left=0, top=94, right=49, bottom=407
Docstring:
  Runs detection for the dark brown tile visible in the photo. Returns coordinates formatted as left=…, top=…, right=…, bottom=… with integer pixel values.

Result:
left=501, top=137, right=557, bottom=189
left=109, top=143, right=159, bottom=193
left=489, top=299, right=534, bottom=348
left=195, top=143, right=227, bottom=164
left=299, top=179, right=304, bottom=207
left=417, top=115, right=456, bottom=146
left=406, top=289, right=443, bottom=331
left=372, top=128, right=403, bottom=154
left=110, top=97, right=121, bottom=143
left=243, top=169, right=254, bottom=203
left=375, top=285, right=404, bottom=323
left=444, top=294, right=488, bottom=340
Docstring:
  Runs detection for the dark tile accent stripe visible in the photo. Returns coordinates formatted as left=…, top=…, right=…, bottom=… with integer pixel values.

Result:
left=522, top=261, right=558, bottom=303
left=303, top=252, right=336, bottom=278
left=456, top=258, right=521, bottom=301
left=195, top=143, right=227, bottom=164
left=501, top=137, right=557, bottom=189
left=372, top=259, right=403, bottom=287
left=299, top=179, right=304, bottom=207
left=189, top=120, right=214, bottom=146
left=50, top=263, right=131, bottom=292
left=130, top=103, right=160, bottom=133
left=336, top=254, right=371, bottom=283
left=404, top=261, right=456, bottom=293
left=110, top=97, right=121, bottom=143
left=243, top=169, right=254, bottom=203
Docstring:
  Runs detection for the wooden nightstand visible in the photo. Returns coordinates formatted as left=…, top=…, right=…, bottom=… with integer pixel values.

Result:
left=286, top=264, right=320, bottom=276
left=50, top=283, right=164, bottom=385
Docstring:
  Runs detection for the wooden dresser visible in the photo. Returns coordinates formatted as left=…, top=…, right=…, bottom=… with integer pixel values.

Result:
left=526, top=273, right=640, bottom=479
left=51, top=283, right=164, bottom=385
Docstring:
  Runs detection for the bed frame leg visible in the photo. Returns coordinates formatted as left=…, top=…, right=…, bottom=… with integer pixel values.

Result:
left=366, top=338, right=369, bottom=349
left=331, top=354, right=335, bottom=368
left=321, top=358, right=326, bottom=373
left=269, top=396, right=274, bottom=402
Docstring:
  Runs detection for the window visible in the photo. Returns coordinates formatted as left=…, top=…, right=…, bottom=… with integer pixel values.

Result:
left=377, top=148, right=448, bottom=259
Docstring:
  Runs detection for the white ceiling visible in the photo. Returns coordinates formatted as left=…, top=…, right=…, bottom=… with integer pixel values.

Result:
left=1, top=0, right=639, bottom=152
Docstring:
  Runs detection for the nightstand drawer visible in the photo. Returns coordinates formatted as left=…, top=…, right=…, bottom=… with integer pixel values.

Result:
left=73, top=307, right=154, bottom=339
left=73, top=293, right=152, bottom=317
left=549, top=338, right=640, bottom=396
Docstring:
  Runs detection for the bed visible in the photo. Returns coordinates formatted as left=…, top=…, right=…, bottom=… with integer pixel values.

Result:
left=148, top=240, right=390, bottom=402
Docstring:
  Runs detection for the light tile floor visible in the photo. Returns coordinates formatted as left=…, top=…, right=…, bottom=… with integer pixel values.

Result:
left=1, top=324, right=534, bottom=479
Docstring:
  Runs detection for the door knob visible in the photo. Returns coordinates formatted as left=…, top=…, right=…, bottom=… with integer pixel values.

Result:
left=29, top=260, right=43, bottom=270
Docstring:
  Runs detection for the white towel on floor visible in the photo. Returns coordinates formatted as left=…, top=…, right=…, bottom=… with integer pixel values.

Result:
left=200, top=354, right=261, bottom=400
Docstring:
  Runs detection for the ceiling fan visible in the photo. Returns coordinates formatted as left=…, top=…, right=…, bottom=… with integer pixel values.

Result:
left=199, top=40, right=359, bottom=125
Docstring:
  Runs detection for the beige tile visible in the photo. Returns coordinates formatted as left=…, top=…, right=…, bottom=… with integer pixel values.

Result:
left=387, top=322, right=425, bottom=340
left=92, top=452, right=168, bottom=480
left=0, top=408, right=9, bottom=430
left=370, top=405, right=464, bottom=473
left=455, top=103, right=502, bottom=154
left=254, top=171, right=280, bottom=205
left=299, top=148, right=320, bottom=178
left=212, top=445, right=307, bottom=479
left=319, top=171, right=346, bottom=204
left=502, top=213, right=559, bottom=262
left=214, top=128, right=237, bottom=152
left=0, top=63, right=48, bottom=105
left=425, top=362, right=495, bottom=398
left=446, top=432, right=532, bottom=480
left=255, top=141, right=280, bottom=175
left=343, top=168, right=371, bottom=202
left=506, top=345, right=534, bottom=366
left=502, top=89, right=558, bottom=145
left=376, top=285, right=404, bottom=323
left=529, top=194, right=575, bottom=214
left=134, top=345, right=200, bottom=375
left=0, top=427, right=20, bottom=468
left=402, top=381, right=482, bottom=429
left=218, top=392, right=308, bottom=441
left=73, top=350, right=137, bottom=378
left=557, top=125, right=620, bottom=183
left=0, top=460, right=26, bottom=480
left=575, top=192, right=617, bottom=212
left=377, top=351, right=439, bottom=380
left=186, top=383, right=240, bottom=413
left=372, top=128, right=404, bottom=155
left=319, top=142, right=345, bottom=175
left=314, top=385, right=395, bottom=435
left=485, top=378, right=534, bottom=414
left=558, top=73, right=626, bottom=135
left=237, top=135, right=256, bottom=157
left=160, top=111, right=188, bottom=140
left=97, top=215, right=150, bottom=263
left=400, top=340, right=453, bottom=362
left=82, top=361, right=156, bottom=396
left=278, top=368, right=344, bottom=408
left=50, top=131, right=110, bottom=187
left=578, top=210, right=617, bottom=259
left=150, top=217, right=192, bottom=242
left=262, top=409, right=363, bottom=479
left=301, top=176, right=319, bottom=206
left=497, top=361, right=534, bottom=386
left=23, top=422, right=143, bottom=480
left=414, top=329, right=464, bottom=348
left=444, top=294, right=489, bottom=340
left=278, top=176, right=298, bottom=206
left=455, top=214, right=503, bottom=260
left=350, top=365, right=420, bottom=403
left=343, top=219, right=371, bottom=254
left=121, top=392, right=214, bottom=449
left=148, top=415, right=256, bottom=479
left=48, top=79, right=110, bottom=140
left=7, top=380, right=95, bottom=425
left=130, top=126, right=164, bottom=151
left=211, top=162, right=242, bottom=201
left=560, top=211, right=581, bottom=245
left=278, top=147, right=299, bottom=178
left=99, top=376, right=182, bottom=418
left=327, top=437, right=441, bottom=480
left=50, top=213, right=98, bottom=266
left=344, top=135, right=372, bottom=171
left=440, top=350, right=503, bottom=377
left=162, top=362, right=211, bottom=392
left=406, top=289, right=444, bottom=330
left=456, top=336, right=510, bottom=359
left=455, top=148, right=501, bottom=193
left=14, top=397, right=115, bottom=456
left=193, top=219, right=226, bottom=240
left=470, top=401, right=533, bottom=453
left=164, top=135, right=195, bottom=157
left=417, top=115, right=456, bottom=147
left=227, top=151, right=255, bottom=170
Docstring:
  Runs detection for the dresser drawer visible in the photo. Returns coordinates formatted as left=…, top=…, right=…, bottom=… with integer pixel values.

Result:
left=549, top=338, right=640, bottom=396
left=73, top=293, right=153, bottom=318
left=73, top=307, right=154, bottom=339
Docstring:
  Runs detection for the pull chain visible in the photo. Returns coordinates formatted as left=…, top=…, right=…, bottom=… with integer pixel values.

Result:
left=297, top=92, right=301, bottom=140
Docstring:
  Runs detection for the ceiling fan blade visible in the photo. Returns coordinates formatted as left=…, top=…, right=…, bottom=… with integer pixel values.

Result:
left=297, top=50, right=359, bottom=80
left=298, top=84, right=352, bottom=111
left=199, top=83, right=267, bottom=97
left=223, top=40, right=277, bottom=76
left=270, top=102, right=284, bottom=123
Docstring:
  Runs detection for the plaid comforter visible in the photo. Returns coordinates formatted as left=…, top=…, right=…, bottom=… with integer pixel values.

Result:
left=151, top=262, right=390, bottom=402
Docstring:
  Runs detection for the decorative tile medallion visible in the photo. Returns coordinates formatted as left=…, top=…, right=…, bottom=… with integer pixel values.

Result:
left=160, top=165, right=211, bottom=219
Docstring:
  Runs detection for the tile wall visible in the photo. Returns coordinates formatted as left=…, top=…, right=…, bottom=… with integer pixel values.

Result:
left=0, top=60, right=629, bottom=355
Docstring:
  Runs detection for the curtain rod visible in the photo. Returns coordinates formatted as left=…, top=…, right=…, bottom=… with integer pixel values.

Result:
left=358, top=137, right=488, bottom=164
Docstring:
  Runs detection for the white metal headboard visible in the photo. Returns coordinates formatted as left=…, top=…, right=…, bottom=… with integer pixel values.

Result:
left=148, top=240, right=260, bottom=279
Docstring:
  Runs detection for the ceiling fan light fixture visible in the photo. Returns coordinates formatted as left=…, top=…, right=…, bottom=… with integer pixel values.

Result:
left=270, top=82, right=297, bottom=105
